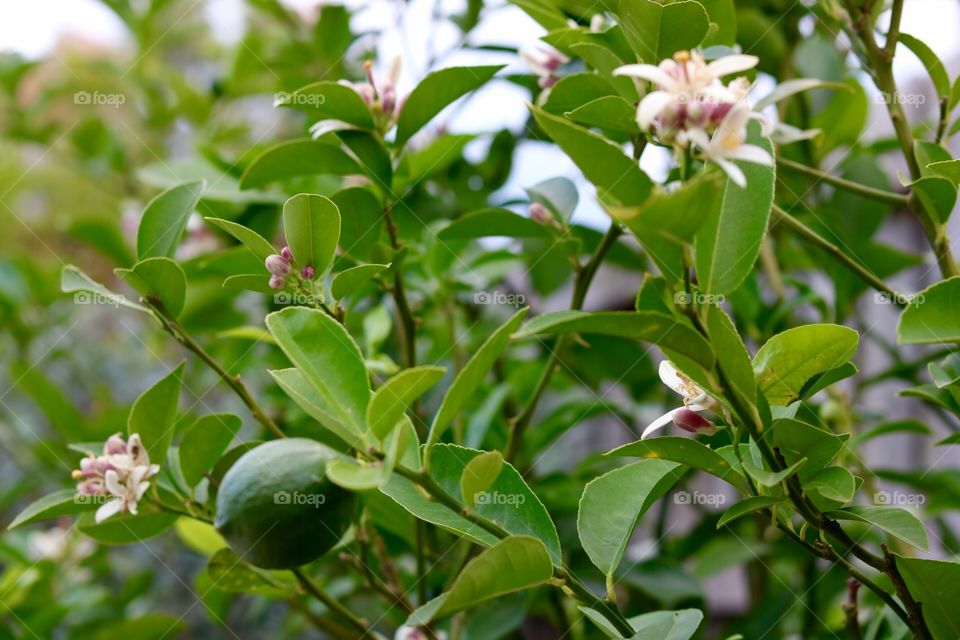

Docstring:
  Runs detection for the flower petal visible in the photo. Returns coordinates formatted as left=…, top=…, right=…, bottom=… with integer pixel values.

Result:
left=658, top=360, right=686, bottom=396
left=642, top=407, right=684, bottom=439
left=95, top=499, right=123, bottom=524
left=636, top=91, right=675, bottom=130
left=104, top=470, right=124, bottom=497
left=613, top=63, right=673, bottom=87
left=714, top=158, right=747, bottom=188
left=727, top=143, right=774, bottom=165
left=705, top=54, right=759, bottom=78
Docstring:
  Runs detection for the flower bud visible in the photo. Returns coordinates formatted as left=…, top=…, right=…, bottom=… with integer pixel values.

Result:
left=300, top=265, right=316, bottom=280
left=104, top=433, right=127, bottom=455
left=529, top=202, right=555, bottom=225
left=280, top=246, right=294, bottom=262
left=269, top=275, right=285, bottom=290
left=265, top=254, right=291, bottom=277
left=673, top=408, right=717, bottom=435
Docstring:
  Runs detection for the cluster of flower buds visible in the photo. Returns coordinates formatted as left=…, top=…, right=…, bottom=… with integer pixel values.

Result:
left=521, top=45, right=569, bottom=89
left=72, top=433, right=160, bottom=523
left=615, top=50, right=773, bottom=187
left=338, top=57, right=404, bottom=126
left=265, top=246, right=315, bottom=290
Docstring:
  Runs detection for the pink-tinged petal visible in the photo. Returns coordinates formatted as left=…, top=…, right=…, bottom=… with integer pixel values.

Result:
left=636, top=91, right=675, bottom=130
left=95, top=499, right=123, bottom=524
left=684, top=127, right=712, bottom=150
left=705, top=54, right=759, bottom=78
left=673, top=408, right=717, bottom=435
left=642, top=407, right=684, bottom=439
left=714, top=158, right=747, bottom=188
left=613, top=64, right=673, bottom=87
left=104, top=470, right=124, bottom=497
left=728, top=144, right=774, bottom=165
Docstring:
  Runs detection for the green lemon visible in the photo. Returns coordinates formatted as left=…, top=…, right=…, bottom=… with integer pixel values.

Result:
left=214, top=438, right=358, bottom=569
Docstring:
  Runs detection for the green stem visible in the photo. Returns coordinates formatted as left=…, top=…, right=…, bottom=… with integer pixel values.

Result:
left=770, top=205, right=911, bottom=307
left=776, top=157, right=908, bottom=206
left=504, top=223, right=623, bottom=462
left=292, top=568, right=372, bottom=636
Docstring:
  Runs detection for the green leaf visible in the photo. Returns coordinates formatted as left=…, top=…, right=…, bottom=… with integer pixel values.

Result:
left=694, top=124, right=775, bottom=296
left=717, top=496, right=784, bottom=528
left=337, top=130, right=393, bottom=189
left=239, top=139, right=360, bottom=189
left=508, top=0, right=568, bottom=30
left=618, top=0, right=709, bottom=61
left=515, top=310, right=715, bottom=369
left=266, top=307, right=371, bottom=439
left=116, top=257, right=187, bottom=318
left=741, top=456, right=806, bottom=488
left=461, top=451, right=504, bottom=506
left=566, top=95, right=640, bottom=134
left=7, top=489, right=97, bottom=530
left=407, top=536, right=553, bottom=625
left=77, top=506, right=178, bottom=545
left=326, top=423, right=410, bottom=490
left=205, top=217, right=277, bottom=262
left=829, top=506, right=928, bottom=551
left=542, top=73, right=617, bottom=116
left=703, top=304, right=755, bottom=404
left=222, top=274, right=273, bottom=295
left=578, top=459, right=682, bottom=579
left=128, top=363, right=184, bottom=464
left=852, top=419, right=931, bottom=446
left=530, top=105, right=652, bottom=206
left=753, top=324, right=859, bottom=405
left=699, top=0, right=736, bottom=46
left=137, top=180, right=206, bottom=260
left=367, top=365, right=446, bottom=440
left=282, top=194, right=341, bottom=274
left=179, top=414, right=240, bottom=487
left=926, top=160, right=960, bottom=184
left=606, top=437, right=748, bottom=492
left=911, top=175, right=956, bottom=224
left=898, top=34, right=950, bottom=98
left=381, top=444, right=562, bottom=563
left=331, top=263, right=388, bottom=299
left=805, top=466, right=856, bottom=505
left=895, top=556, right=960, bottom=640
left=275, top=81, right=375, bottom=128
left=438, top=209, right=552, bottom=240
left=628, top=608, right=704, bottom=640
left=526, top=176, right=579, bottom=220
left=61, top=265, right=148, bottom=312
left=207, top=548, right=289, bottom=594
left=396, top=65, right=504, bottom=146
left=175, top=517, right=227, bottom=556
left=331, top=187, right=383, bottom=261
left=427, top=308, right=528, bottom=452
left=898, top=276, right=960, bottom=344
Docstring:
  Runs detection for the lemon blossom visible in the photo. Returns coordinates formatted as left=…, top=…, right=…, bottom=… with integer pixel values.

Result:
left=72, top=433, right=160, bottom=523
left=642, top=361, right=720, bottom=439
left=520, top=45, right=569, bottom=88
left=685, top=101, right=774, bottom=188
left=309, top=57, right=404, bottom=137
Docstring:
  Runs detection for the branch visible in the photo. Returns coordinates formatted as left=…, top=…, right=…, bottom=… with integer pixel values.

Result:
left=292, top=568, right=373, bottom=636
left=776, top=157, right=908, bottom=206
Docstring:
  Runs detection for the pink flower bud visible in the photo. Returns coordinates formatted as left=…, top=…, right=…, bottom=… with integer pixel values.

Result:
left=269, top=275, right=285, bottom=290
left=300, top=265, right=316, bottom=280
left=265, top=254, right=291, bottom=277
left=529, top=202, right=555, bottom=225
left=104, top=433, right=126, bottom=455
left=281, top=246, right=294, bottom=262
left=80, top=456, right=96, bottom=474
left=381, top=86, right=397, bottom=116
left=673, top=408, right=716, bottom=435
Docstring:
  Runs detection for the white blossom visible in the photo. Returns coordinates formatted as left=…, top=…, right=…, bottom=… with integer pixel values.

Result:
left=72, top=432, right=160, bottom=523
left=642, top=361, right=721, bottom=439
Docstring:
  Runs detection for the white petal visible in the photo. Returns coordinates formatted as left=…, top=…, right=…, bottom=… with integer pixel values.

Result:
left=636, top=91, right=675, bottom=130
left=685, top=127, right=712, bottom=151
left=658, top=361, right=686, bottom=395
left=613, top=64, right=673, bottom=87
left=715, top=158, right=747, bottom=188
left=642, top=407, right=684, bottom=439
left=95, top=499, right=123, bottom=523
left=104, top=470, right=124, bottom=497
left=135, top=481, right=151, bottom=501
left=386, top=55, right=402, bottom=85
left=705, top=55, right=759, bottom=78
left=309, top=119, right=353, bottom=139
left=728, top=144, right=774, bottom=165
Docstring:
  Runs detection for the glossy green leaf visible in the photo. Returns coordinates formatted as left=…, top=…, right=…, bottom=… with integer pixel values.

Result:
left=222, top=274, right=273, bottom=295
left=530, top=105, right=652, bottom=206
left=829, top=506, right=928, bottom=551
left=806, top=466, right=856, bottom=505
left=367, top=365, right=445, bottom=440
left=61, top=265, right=147, bottom=312
left=741, top=457, right=806, bottom=488
left=628, top=608, right=704, bottom=640
left=515, top=310, right=715, bottom=369
left=717, top=496, right=784, bottom=528
left=407, top=536, right=553, bottom=625
left=179, top=414, right=240, bottom=487
left=898, top=277, right=960, bottom=344
left=396, top=65, right=504, bottom=146
left=566, top=95, right=640, bottom=133
left=526, top=176, right=579, bottom=220
left=461, top=451, right=504, bottom=506
left=116, top=257, right=187, bottom=318
left=137, top=180, right=206, bottom=260
left=331, top=187, right=383, bottom=261
left=266, top=307, right=371, bottom=438
left=128, top=363, right=184, bottom=464
left=926, top=160, right=960, bottom=184
left=331, top=263, right=388, bottom=299
left=895, top=556, right=960, bottom=639
left=239, top=139, right=360, bottom=189
left=275, top=81, right=375, bottom=128
left=207, top=548, right=289, bottom=594
left=753, top=324, right=859, bottom=405
left=438, top=209, right=551, bottom=240
left=618, top=0, right=709, bottom=61
left=607, top=437, right=747, bottom=492
left=899, top=34, right=950, bottom=98
left=695, top=125, right=775, bottom=296
left=578, top=460, right=682, bottom=578
left=77, top=506, right=178, bottom=545
left=542, top=73, right=617, bottom=115
left=7, top=489, right=97, bottom=529
left=428, top=308, right=528, bottom=451
left=205, top=217, right=277, bottom=262
left=703, top=304, right=755, bottom=403
left=282, top=193, right=341, bottom=274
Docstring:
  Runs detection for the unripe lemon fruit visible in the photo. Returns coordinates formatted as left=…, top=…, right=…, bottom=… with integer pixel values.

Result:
left=214, top=438, right=358, bottom=569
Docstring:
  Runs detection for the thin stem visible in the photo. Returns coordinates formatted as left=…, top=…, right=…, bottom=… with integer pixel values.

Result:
left=776, top=157, right=908, bottom=206
left=504, top=223, right=623, bottom=462
left=884, top=0, right=904, bottom=58
left=292, top=568, right=372, bottom=636
left=770, top=205, right=911, bottom=307
left=384, top=207, right=418, bottom=370
left=147, top=302, right=285, bottom=439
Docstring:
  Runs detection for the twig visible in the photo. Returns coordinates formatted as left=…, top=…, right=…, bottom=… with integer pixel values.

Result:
left=292, top=568, right=373, bottom=636
left=776, top=157, right=908, bottom=206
